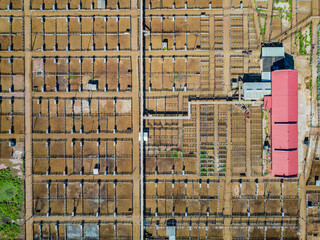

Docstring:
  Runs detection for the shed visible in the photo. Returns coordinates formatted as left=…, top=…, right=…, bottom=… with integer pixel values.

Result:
left=87, top=80, right=98, bottom=91
left=261, top=47, right=284, bottom=58
left=263, top=96, right=272, bottom=109
left=242, top=82, right=271, bottom=100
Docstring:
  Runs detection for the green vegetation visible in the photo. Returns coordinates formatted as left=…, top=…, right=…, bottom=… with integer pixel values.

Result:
left=200, top=154, right=207, bottom=159
left=0, top=168, right=23, bottom=240
left=294, top=26, right=312, bottom=55
left=174, top=75, right=180, bottom=79
left=0, top=223, right=21, bottom=239
left=171, top=152, right=178, bottom=158
left=258, top=16, right=267, bottom=41
left=262, top=110, right=268, bottom=121
left=305, top=78, right=312, bottom=90
left=273, top=0, right=292, bottom=22
left=171, top=151, right=183, bottom=158
left=68, top=75, right=77, bottom=79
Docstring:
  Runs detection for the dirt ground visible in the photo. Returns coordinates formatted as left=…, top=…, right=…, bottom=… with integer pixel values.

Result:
left=15, top=0, right=315, bottom=237
left=31, top=17, right=131, bottom=51
left=0, top=58, right=24, bottom=91
left=32, top=97, right=132, bottom=134
left=266, top=228, right=281, bottom=238
left=232, top=200, right=247, bottom=215
left=266, top=200, right=281, bottom=214
left=283, top=182, right=298, bottom=197
left=232, top=228, right=247, bottom=239
left=146, top=56, right=205, bottom=91
left=31, top=57, right=132, bottom=92
left=265, top=182, right=281, bottom=196
left=242, top=182, right=256, bottom=196
left=33, top=222, right=132, bottom=239
left=283, top=200, right=299, bottom=216
left=249, top=200, right=264, bottom=214
left=249, top=227, right=264, bottom=238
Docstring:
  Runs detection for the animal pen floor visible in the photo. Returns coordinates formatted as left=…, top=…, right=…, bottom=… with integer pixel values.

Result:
left=0, top=0, right=317, bottom=239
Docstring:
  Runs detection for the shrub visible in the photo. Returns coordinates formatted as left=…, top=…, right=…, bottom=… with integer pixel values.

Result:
left=0, top=223, right=21, bottom=240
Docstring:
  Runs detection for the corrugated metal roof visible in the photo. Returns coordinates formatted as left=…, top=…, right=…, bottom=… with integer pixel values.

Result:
left=271, top=70, right=298, bottom=177
left=262, top=47, right=285, bottom=57
left=272, top=124, right=298, bottom=149
left=97, top=0, right=105, bottom=8
left=262, top=72, right=271, bottom=81
left=242, top=82, right=271, bottom=100
left=272, top=70, right=298, bottom=122
left=264, top=96, right=272, bottom=109
left=271, top=150, right=298, bottom=177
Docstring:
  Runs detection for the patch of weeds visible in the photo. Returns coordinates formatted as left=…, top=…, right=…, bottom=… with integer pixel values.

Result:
left=171, top=152, right=178, bottom=158
left=0, top=168, right=24, bottom=240
left=258, top=16, right=267, bottom=41
left=305, top=78, right=311, bottom=90
left=273, top=0, right=292, bottom=22
left=298, top=30, right=312, bottom=55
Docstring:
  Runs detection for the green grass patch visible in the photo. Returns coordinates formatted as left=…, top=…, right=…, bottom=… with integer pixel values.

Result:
left=273, top=0, right=292, bottom=22
left=171, top=152, right=178, bottom=158
left=295, top=26, right=312, bottom=55
left=68, top=75, right=78, bottom=79
left=171, top=151, right=183, bottom=158
left=0, top=223, right=21, bottom=240
left=0, top=168, right=24, bottom=240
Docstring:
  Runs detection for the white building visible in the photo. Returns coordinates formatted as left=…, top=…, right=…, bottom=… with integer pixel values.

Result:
left=242, top=82, right=271, bottom=100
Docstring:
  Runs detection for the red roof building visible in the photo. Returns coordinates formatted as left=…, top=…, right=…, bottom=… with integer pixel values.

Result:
left=270, top=70, right=298, bottom=177
left=263, top=96, right=272, bottom=109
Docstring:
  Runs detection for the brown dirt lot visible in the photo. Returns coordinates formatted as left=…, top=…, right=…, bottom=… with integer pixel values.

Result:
left=283, top=200, right=299, bottom=216
left=266, top=228, right=281, bottom=238
left=232, top=200, right=247, bottom=215
left=249, top=200, right=264, bottom=215
left=283, top=182, right=298, bottom=197
left=249, top=227, right=264, bottom=238
left=266, top=200, right=281, bottom=214
left=265, top=182, right=281, bottom=196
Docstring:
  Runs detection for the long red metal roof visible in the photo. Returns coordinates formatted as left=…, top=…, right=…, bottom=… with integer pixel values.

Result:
left=271, top=70, right=298, bottom=123
left=271, top=150, right=298, bottom=177
left=271, top=70, right=298, bottom=177
left=272, top=124, right=298, bottom=149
